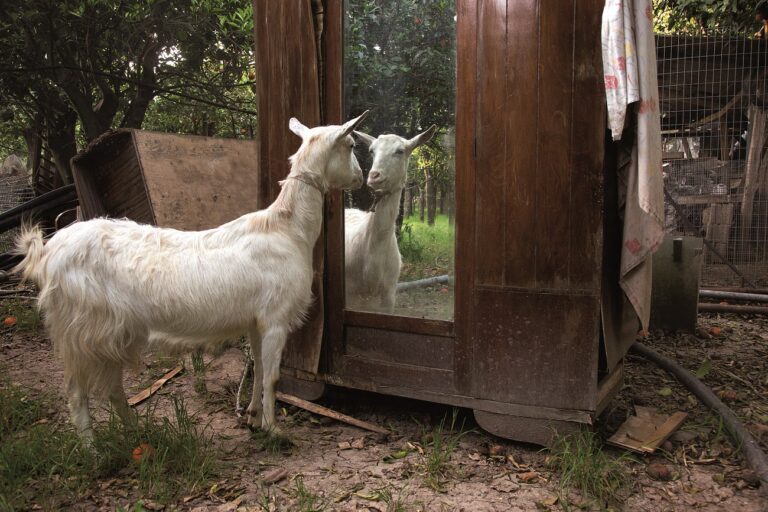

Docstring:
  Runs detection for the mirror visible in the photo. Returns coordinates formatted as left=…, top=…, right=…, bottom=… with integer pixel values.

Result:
left=343, top=0, right=456, bottom=321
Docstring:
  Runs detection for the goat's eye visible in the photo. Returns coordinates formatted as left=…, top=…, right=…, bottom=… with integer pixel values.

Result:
left=395, top=149, right=404, bottom=155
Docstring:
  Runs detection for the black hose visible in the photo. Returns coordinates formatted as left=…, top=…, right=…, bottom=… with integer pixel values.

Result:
left=631, top=342, right=768, bottom=490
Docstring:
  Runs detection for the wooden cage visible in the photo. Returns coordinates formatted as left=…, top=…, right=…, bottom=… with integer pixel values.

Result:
left=254, top=0, right=629, bottom=445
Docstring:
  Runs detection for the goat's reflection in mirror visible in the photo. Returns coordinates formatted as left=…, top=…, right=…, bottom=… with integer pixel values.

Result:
left=343, top=126, right=455, bottom=320
left=342, top=0, right=456, bottom=320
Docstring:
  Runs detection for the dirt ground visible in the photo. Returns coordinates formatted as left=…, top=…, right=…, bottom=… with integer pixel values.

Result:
left=1, top=299, right=766, bottom=511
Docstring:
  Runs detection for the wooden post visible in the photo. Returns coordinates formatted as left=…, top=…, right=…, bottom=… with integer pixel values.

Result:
left=740, top=105, right=768, bottom=248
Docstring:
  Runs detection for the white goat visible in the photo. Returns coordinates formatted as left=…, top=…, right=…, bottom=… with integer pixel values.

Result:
left=13, top=112, right=368, bottom=441
left=345, top=125, right=436, bottom=313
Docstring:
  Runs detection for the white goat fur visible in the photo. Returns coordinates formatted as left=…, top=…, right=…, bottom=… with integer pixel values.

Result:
left=344, top=125, right=436, bottom=313
left=14, top=112, right=368, bottom=441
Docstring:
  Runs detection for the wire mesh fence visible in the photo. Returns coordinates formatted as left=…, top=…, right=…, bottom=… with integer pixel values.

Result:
left=0, top=174, right=35, bottom=254
left=657, top=34, right=768, bottom=288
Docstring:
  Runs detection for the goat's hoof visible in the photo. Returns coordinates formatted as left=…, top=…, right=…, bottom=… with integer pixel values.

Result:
left=246, top=412, right=263, bottom=431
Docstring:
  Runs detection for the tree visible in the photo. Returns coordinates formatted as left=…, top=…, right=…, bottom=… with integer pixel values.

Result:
left=344, top=0, right=456, bottom=216
left=654, top=0, right=761, bottom=34
left=0, top=0, right=254, bottom=186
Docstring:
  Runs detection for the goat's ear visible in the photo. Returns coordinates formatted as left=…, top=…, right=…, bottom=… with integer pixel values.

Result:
left=289, top=117, right=310, bottom=139
left=406, top=124, right=438, bottom=152
left=353, top=130, right=376, bottom=149
left=337, top=110, right=370, bottom=140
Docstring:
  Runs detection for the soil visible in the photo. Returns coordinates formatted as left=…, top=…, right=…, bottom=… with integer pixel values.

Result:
left=1, top=298, right=766, bottom=511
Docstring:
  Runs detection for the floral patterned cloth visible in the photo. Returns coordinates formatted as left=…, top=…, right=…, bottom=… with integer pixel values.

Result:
left=602, top=0, right=664, bottom=332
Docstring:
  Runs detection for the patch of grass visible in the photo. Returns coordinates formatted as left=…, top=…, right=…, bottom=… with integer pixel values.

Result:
left=250, top=428, right=295, bottom=455
left=0, top=379, right=218, bottom=509
left=2, top=298, right=41, bottom=332
left=400, top=214, right=454, bottom=281
left=0, top=382, right=93, bottom=510
left=547, top=429, right=631, bottom=508
left=93, top=396, right=217, bottom=501
left=288, top=476, right=329, bottom=512
left=191, top=349, right=207, bottom=394
left=366, top=483, right=412, bottom=512
left=420, top=409, right=468, bottom=491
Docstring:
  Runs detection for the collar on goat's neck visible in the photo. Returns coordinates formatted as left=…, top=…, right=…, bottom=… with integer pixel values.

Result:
left=283, top=172, right=327, bottom=195
left=367, top=189, right=396, bottom=213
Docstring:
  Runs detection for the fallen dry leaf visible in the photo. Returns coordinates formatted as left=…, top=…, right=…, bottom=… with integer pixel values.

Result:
left=647, top=463, right=672, bottom=481
left=709, top=326, right=722, bottom=336
left=717, top=389, right=737, bottom=402
left=351, top=438, right=365, bottom=450
left=489, top=444, right=505, bottom=457
left=3, top=316, right=16, bottom=327
left=262, top=468, right=289, bottom=484
left=338, top=441, right=352, bottom=450
left=517, top=471, right=539, bottom=483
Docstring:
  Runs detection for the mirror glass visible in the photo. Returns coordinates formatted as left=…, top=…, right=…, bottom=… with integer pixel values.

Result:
left=343, top=0, right=456, bottom=321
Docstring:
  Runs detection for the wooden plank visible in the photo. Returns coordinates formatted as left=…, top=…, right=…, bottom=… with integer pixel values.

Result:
left=607, top=407, right=688, bottom=454
left=344, top=309, right=454, bottom=337
left=254, top=0, right=324, bottom=375
left=474, top=410, right=584, bottom=446
left=676, top=194, right=738, bottom=206
left=135, top=131, right=260, bottom=230
left=275, top=391, right=388, bottom=435
left=596, top=363, right=623, bottom=414
left=472, top=289, right=599, bottom=410
left=503, top=0, right=539, bottom=288
left=323, top=0, right=345, bottom=375
left=474, top=0, right=507, bottom=286
left=285, top=365, right=593, bottom=423
left=454, top=0, right=478, bottom=395
left=535, top=0, right=574, bottom=289
left=568, top=0, right=604, bottom=290
left=128, top=365, right=184, bottom=406
left=345, top=326, right=454, bottom=370
left=337, top=355, right=455, bottom=394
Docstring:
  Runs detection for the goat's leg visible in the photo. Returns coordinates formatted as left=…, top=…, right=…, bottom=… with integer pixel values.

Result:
left=381, top=288, right=396, bottom=314
left=246, top=321, right=264, bottom=430
left=260, top=326, right=288, bottom=432
left=106, top=363, right=135, bottom=427
left=67, top=379, right=93, bottom=445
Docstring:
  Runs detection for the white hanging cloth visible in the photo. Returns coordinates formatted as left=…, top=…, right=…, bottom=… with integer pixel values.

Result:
left=601, top=0, right=664, bottom=332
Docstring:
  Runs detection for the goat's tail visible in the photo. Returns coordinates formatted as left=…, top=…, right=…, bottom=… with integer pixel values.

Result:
left=12, top=223, right=46, bottom=285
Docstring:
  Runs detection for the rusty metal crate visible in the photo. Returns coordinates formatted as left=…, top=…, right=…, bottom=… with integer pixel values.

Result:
left=71, top=129, right=259, bottom=229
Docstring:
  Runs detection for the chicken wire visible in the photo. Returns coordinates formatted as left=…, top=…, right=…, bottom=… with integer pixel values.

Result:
left=0, top=174, right=35, bottom=253
left=657, top=34, right=768, bottom=288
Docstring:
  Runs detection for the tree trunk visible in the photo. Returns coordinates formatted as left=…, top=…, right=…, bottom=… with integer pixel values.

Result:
left=45, top=107, right=78, bottom=186
left=439, top=184, right=446, bottom=215
left=447, top=189, right=455, bottom=227
left=419, top=187, right=425, bottom=222
left=741, top=105, right=768, bottom=249
left=426, top=170, right=436, bottom=226
left=404, top=186, right=413, bottom=217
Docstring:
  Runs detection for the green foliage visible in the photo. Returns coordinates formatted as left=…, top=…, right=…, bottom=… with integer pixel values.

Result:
left=0, top=0, right=255, bottom=176
left=420, top=409, right=468, bottom=492
left=547, top=430, right=631, bottom=508
left=344, top=0, right=456, bottom=209
left=654, top=0, right=763, bottom=35
left=400, top=214, right=454, bottom=281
